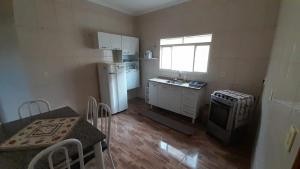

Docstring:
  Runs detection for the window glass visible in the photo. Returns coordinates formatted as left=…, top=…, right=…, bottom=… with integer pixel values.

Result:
left=183, top=34, right=212, bottom=44
left=160, top=38, right=183, bottom=45
left=172, top=46, right=194, bottom=72
left=194, top=45, right=210, bottom=72
left=160, top=47, right=172, bottom=69
left=159, top=34, right=212, bottom=73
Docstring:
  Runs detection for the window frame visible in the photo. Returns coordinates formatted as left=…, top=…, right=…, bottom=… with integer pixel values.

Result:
left=159, top=39, right=212, bottom=73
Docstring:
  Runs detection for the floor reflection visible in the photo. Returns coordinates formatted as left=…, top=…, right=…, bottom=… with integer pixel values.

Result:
left=159, top=140, right=199, bottom=168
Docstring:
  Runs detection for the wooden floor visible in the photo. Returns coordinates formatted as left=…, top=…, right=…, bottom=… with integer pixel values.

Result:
left=86, top=98, right=252, bottom=169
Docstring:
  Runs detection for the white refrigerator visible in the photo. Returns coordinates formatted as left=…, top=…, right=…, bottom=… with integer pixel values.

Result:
left=97, top=63, right=128, bottom=114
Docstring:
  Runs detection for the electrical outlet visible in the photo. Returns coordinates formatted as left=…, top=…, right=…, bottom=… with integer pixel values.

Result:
left=43, top=71, right=49, bottom=77
left=285, top=125, right=298, bottom=152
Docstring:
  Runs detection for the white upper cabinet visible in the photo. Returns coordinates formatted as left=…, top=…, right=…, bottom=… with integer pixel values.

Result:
left=110, top=34, right=122, bottom=50
left=98, top=32, right=111, bottom=49
left=98, top=33, right=139, bottom=54
left=98, top=32, right=122, bottom=50
left=122, top=36, right=139, bottom=55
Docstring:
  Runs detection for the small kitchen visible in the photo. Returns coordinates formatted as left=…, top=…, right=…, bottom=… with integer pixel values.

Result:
left=97, top=29, right=254, bottom=145
left=2, top=0, right=295, bottom=168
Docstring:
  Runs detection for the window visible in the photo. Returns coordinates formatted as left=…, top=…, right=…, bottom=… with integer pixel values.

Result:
left=160, top=34, right=212, bottom=72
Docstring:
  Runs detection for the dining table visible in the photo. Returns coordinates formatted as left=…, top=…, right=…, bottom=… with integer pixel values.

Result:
left=0, top=106, right=106, bottom=169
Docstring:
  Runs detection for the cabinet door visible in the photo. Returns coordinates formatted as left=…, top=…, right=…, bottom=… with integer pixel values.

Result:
left=126, top=69, right=140, bottom=90
left=181, top=89, right=199, bottom=116
left=148, top=82, right=159, bottom=106
left=122, top=36, right=139, bottom=55
left=130, top=37, right=139, bottom=55
left=122, top=36, right=131, bottom=55
left=110, top=34, right=122, bottom=50
left=98, top=32, right=111, bottom=49
left=158, top=85, right=181, bottom=113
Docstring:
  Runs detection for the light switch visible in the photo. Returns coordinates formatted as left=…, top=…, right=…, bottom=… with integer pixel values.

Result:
left=269, top=90, right=273, bottom=101
left=285, top=125, right=298, bottom=152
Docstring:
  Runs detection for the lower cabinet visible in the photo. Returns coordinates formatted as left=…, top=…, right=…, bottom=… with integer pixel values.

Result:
left=148, top=82, right=159, bottom=106
left=148, top=81, right=204, bottom=123
left=158, top=84, right=181, bottom=113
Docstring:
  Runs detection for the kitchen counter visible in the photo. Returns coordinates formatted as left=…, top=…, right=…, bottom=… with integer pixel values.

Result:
left=148, top=78, right=205, bottom=90
left=147, top=77, right=206, bottom=123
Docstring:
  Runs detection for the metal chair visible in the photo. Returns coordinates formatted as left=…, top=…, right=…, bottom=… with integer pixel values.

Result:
left=18, top=99, right=51, bottom=119
left=97, top=103, right=115, bottom=169
left=27, top=139, right=85, bottom=169
left=85, top=99, right=115, bottom=169
left=86, top=96, right=97, bottom=125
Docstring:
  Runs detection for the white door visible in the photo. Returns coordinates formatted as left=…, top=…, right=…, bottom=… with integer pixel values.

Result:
left=98, top=32, right=111, bottom=49
left=122, top=36, right=139, bottom=55
left=122, top=36, right=130, bottom=55
left=158, top=85, right=181, bottom=113
left=116, top=64, right=128, bottom=112
left=149, top=82, right=159, bottom=106
left=126, top=69, right=140, bottom=90
left=130, top=37, right=139, bottom=55
left=110, top=34, right=122, bottom=50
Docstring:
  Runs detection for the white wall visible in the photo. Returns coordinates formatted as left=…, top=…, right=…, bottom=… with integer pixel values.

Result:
left=0, top=0, right=137, bottom=123
left=0, top=0, right=33, bottom=122
left=252, top=0, right=300, bottom=168
left=136, top=0, right=280, bottom=104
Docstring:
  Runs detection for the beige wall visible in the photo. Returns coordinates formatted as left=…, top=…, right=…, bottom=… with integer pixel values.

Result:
left=252, top=0, right=300, bottom=168
left=136, top=0, right=280, bottom=105
left=0, top=0, right=136, bottom=122
left=0, top=0, right=33, bottom=122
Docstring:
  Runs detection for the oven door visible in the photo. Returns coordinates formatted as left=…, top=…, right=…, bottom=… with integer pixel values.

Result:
left=209, top=99, right=231, bottom=130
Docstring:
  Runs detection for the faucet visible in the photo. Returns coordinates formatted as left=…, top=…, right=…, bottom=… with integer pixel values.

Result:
left=178, top=71, right=182, bottom=79
left=174, top=71, right=182, bottom=81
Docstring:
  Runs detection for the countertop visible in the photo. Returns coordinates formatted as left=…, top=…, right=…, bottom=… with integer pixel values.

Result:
left=148, top=78, right=205, bottom=90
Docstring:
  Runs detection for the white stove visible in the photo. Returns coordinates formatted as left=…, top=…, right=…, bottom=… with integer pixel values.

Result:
left=207, top=90, right=254, bottom=144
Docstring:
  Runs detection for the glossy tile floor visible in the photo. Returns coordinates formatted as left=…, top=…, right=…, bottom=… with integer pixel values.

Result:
left=86, top=98, right=252, bottom=169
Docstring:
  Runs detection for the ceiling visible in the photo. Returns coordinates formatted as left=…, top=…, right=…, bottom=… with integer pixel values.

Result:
left=87, top=0, right=191, bottom=16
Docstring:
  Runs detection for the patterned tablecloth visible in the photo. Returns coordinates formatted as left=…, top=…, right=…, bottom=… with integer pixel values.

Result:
left=0, top=117, right=80, bottom=150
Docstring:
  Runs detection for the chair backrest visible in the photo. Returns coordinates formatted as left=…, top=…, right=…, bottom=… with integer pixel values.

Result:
left=28, top=139, right=85, bottom=169
left=18, top=99, right=51, bottom=119
left=86, top=96, right=97, bottom=125
left=96, top=103, right=112, bottom=146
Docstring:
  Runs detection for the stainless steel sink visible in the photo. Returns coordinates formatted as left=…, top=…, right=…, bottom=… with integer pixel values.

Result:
left=166, top=79, right=185, bottom=85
